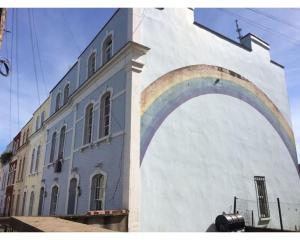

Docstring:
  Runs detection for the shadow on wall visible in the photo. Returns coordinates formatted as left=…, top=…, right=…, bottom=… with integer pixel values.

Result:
left=206, top=223, right=216, bottom=232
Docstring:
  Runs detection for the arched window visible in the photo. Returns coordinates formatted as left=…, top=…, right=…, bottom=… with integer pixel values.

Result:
left=55, top=93, right=61, bottom=112
left=35, top=116, right=40, bottom=131
left=90, top=174, right=105, bottom=210
left=41, top=111, right=45, bottom=126
left=30, top=149, right=35, bottom=174
left=58, top=126, right=66, bottom=159
left=26, top=129, right=29, bottom=142
left=67, top=178, right=77, bottom=215
left=28, top=191, right=35, bottom=216
left=84, top=103, right=93, bottom=145
left=49, top=132, right=57, bottom=163
left=50, top=186, right=59, bottom=215
left=87, top=52, right=96, bottom=78
left=21, top=191, right=27, bottom=216
left=35, top=145, right=41, bottom=172
left=37, top=187, right=44, bottom=216
left=15, top=194, right=20, bottom=216
left=100, top=92, right=111, bottom=138
left=63, top=83, right=70, bottom=105
left=102, top=35, right=112, bottom=64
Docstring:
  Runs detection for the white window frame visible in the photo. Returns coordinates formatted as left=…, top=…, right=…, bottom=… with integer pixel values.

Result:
left=63, top=82, right=70, bottom=105
left=88, top=169, right=107, bottom=211
left=98, top=89, right=113, bottom=140
left=87, top=50, right=97, bottom=79
left=58, top=125, right=67, bottom=159
left=49, top=131, right=57, bottom=163
left=82, top=102, right=95, bottom=146
left=55, top=92, right=61, bottom=112
left=101, top=31, right=114, bottom=66
left=49, top=184, right=59, bottom=216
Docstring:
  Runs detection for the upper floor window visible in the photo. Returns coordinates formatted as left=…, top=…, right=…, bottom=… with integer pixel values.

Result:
left=26, top=129, right=29, bottom=142
left=84, top=103, right=93, bottom=145
left=63, top=83, right=70, bottom=105
left=90, top=174, right=105, bottom=210
left=88, top=52, right=96, bottom=78
left=35, top=116, right=40, bottom=131
left=38, top=187, right=45, bottom=216
left=41, top=111, right=45, bottom=126
left=30, top=148, right=35, bottom=174
left=35, top=145, right=41, bottom=172
left=21, top=191, right=27, bottom=216
left=55, top=93, right=61, bottom=112
left=102, top=35, right=112, bottom=64
left=58, top=126, right=66, bottom=159
left=100, top=92, right=111, bottom=138
left=49, top=132, right=57, bottom=163
left=254, top=176, right=270, bottom=219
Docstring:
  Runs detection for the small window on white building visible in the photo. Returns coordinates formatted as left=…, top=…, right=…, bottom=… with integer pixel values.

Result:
left=100, top=92, right=111, bottom=138
left=28, top=191, right=35, bottom=216
left=254, top=176, right=270, bottom=219
left=102, top=35, right=112, bottom=64
left=88, top=52, right=96, bottom=78
left=49, top=132, right=57, bottom=163
left=90, top=174, right=105, bottom=211
left=58, top=126, right=66, bottom=159
left=30, top=149, right=35, bottom=174
left=35, top=116, right=40, bottom=131
left=41, top=111, right=45, bottom=126
left=35, top=145, right=41, bottom=172
left=84, top=103, right=93, bottom=145
left=63, top=83, right=70, bottom=105
left=21, top=191, right=27, bottom=216
left=55, top=93, right=61, bottom=112
left=50, top=185, right=59, bottom=215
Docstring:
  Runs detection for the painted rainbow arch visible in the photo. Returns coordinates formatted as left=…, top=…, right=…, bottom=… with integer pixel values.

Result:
left=140, top=64, right=298, bottom=168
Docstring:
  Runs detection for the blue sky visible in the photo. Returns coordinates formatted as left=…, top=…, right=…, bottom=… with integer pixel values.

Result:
left=0, top=8, right=299, bottom=160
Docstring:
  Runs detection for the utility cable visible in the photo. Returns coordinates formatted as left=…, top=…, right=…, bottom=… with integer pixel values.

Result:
left=218, top=9, right=300, bottom=47
left=15, top=9, right=20, bottom=129
left=31, top=10, right=48, bottom=96
left=28, top=9, right=41, bottom=105
left=9, top=9, right=15, bottom=140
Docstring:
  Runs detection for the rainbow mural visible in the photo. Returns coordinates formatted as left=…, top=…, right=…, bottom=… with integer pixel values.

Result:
left=140, top=65, right=298, bottom=169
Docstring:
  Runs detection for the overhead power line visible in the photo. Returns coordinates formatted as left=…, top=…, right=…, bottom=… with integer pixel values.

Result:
left=247, top=8, right=300, bottom=31
left=218, top=8, right=300, bottom=48
left=9, top=9, right=15, bottom=140
left=15, top=9, right=20, bottom=129
left=28, top=9, right=41, bottom=105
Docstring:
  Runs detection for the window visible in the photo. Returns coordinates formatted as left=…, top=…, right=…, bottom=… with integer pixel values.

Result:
left=28, top=191, right=35, bottom=216
left=26, top=129, right=29, bottom=142
left=17, top=158, right=22, bottom=181
left=67, top=178, right=77, bottom=215
left=15, top=194, right=20, bottom=216
left=88, top=52, right=96, bottom=78
left=63, top=83, right=70, bottom=105
left=55, top=93, right=61, bottom=112
left=35, top=145, right=41, bottom=172
left=41, top=111, right=45, bottom=126
left=90, top=174, right=105, bottom=211
left=21, top=192, right=27, bottom=216
left=100, top=92, right=111, bottom=138
left=20, top=157, right=25, bottom=180
left=50, top=186, right=59, bottom=215
left=102, top=35, right=112, bottom=64
left=37, top=187, right=44, bottom=216
left=35, top=116, right=40, bottom=131
left=49, top=132, right=57, bottom=163
left=84, top=103, right=93, bottom=145
left=30, top=149, right=35, bottom=174
left=254, top=176, right=270, bottom=219
left=58, top=126, right=66, bottom=159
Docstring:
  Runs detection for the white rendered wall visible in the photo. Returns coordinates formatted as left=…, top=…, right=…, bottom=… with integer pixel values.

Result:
left=141, top=95, right=300, bottom=231
left=137, top=8, right=300, bottom=231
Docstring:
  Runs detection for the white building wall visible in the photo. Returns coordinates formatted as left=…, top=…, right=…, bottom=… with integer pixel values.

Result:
left=136, top=8, right=300, bottom=231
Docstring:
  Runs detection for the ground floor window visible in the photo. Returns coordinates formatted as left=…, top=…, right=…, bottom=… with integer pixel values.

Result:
left=21, top=192, right=27, bottom=216
left=15, top=194, right=20, bottom=216
left=90, top=174, right=105, bottom=211
left=67, top=178, right=77, bottom=215
left=50, top=186, right=59, bottom=215
left=28, top=191, right=35, bottom=216
left=254, top=176, right=270, bottom=219
left=38, top=187, right=44, bottom=216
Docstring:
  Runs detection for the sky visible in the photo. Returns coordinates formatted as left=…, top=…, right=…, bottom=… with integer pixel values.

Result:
left=0, top=8, right=299, bottom=160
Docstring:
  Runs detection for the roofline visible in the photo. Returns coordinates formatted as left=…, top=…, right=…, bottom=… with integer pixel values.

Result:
left=49, top=62, right=77, bottom=93
left=270, top=60, right=285, bottom=69
left=193, top=21, right=251, bottom=52
left=32, top=96, right=50, bottom=115
left=241, top=33, right=269, bottom=47
left=49, top=8, right=120, bottom=94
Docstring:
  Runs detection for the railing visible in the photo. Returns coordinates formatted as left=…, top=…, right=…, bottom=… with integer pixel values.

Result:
left=234, top=196, right=300, bottom=231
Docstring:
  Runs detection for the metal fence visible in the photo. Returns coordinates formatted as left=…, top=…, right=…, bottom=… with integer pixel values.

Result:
left=235, top=197, right=300, bottom=231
